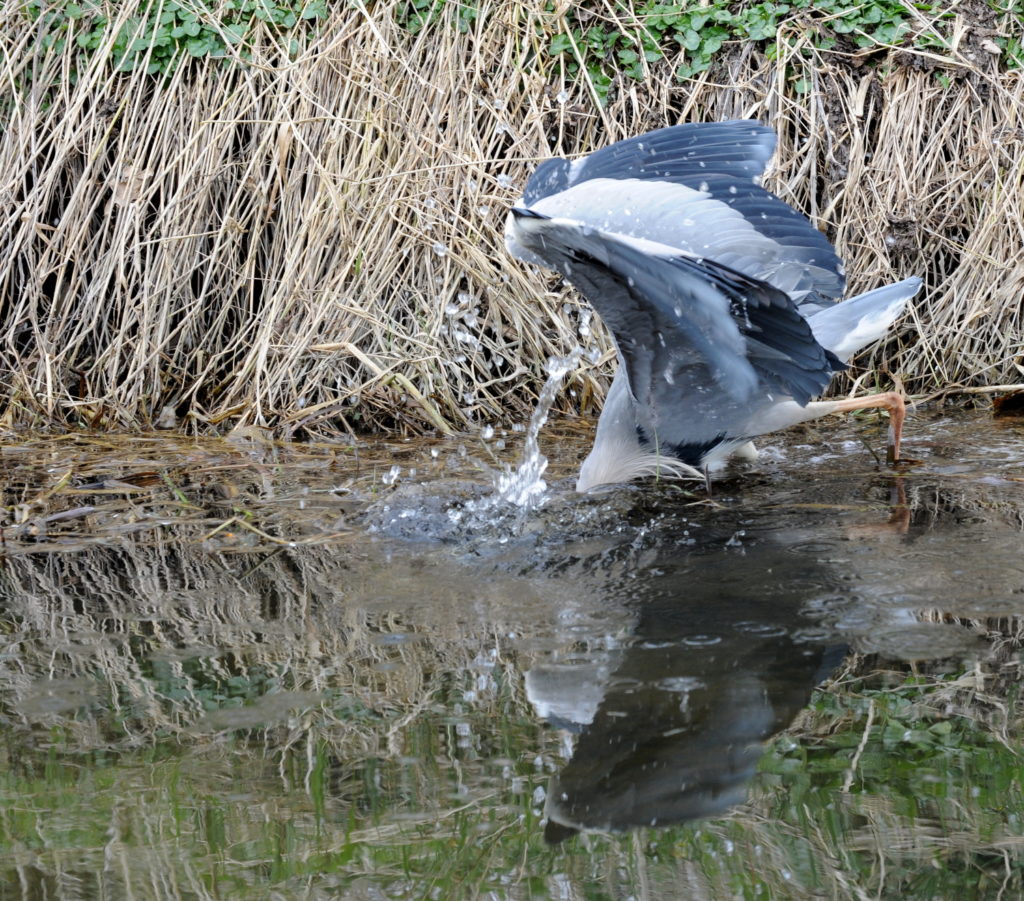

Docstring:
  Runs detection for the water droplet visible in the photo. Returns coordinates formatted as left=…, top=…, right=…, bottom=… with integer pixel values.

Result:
left=683, top=634, right=722, bottom=647
left=432, top=242, right=448, bottom=256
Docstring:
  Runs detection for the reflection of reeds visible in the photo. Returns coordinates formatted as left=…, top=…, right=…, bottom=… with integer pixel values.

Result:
left=3, top=432, right=1024, bottom=896
left=2, top=5, right=1023, bottom=435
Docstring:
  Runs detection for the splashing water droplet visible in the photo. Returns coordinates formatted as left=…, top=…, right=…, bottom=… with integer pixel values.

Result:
left=482, top=349, right=582, bottom=510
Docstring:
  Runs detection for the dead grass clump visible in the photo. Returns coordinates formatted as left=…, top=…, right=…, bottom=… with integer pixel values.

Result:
left=1, top=3, right=1023, bottom=436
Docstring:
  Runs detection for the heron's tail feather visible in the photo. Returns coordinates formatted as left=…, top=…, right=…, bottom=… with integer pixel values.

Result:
left=807, top=277, right=922, bottom=362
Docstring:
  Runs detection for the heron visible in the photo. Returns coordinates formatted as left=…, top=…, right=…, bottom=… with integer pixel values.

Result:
left=504, top=120, right=922, bottom=492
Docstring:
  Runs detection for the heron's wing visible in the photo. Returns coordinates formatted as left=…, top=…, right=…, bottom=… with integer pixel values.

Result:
left=517, top=122, right=844, bottom=300
left=571, top=120, right=777, bottom=185
left=522, top=120, right=775, bottom=206
left=523, top=177, right=842, bottom=302
left=509, top=209, right=843, bottom=441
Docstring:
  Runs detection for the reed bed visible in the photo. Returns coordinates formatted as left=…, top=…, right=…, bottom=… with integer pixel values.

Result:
left=1, top=2, right=1022, bottom=437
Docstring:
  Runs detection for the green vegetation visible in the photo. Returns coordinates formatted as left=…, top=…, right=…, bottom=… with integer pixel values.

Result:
left=542, top=0, right=1023, bottom=103
left=398, top=0, right=480, bottom=35
left=396, top=0, right=1024, bottom=104
left=21, top=0, right=327, bottom=74
left=24, top=0, right=1024, bottom=89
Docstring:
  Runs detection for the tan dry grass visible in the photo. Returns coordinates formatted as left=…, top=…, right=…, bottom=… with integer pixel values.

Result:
left=1, top=3, right=1022, bottom=436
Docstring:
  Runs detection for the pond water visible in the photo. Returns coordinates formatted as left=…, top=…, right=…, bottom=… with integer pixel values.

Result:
left=0, top=409, right=1023, bottom=900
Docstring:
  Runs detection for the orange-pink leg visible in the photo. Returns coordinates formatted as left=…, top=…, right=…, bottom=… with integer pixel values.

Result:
left=827, top=391, right=905, bottom=464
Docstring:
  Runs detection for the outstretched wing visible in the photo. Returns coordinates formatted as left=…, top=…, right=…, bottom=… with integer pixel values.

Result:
left=522, top=120, right=777, bottom=205
left=514, top=120, right=845, bottom=303
left=508, top=208, right=844, bottom=446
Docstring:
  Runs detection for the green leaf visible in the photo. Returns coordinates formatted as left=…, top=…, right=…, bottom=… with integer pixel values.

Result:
left=302, top=0, right=326, bottom=19
left=548, top=33, right=572, bottom=55
left=702, top=32, right=725, bottom=54
left=186, top=36, right=210, bottom=56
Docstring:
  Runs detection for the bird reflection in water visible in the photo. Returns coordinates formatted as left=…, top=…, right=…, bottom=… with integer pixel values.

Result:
left=524, top=526, right=848, bottom=843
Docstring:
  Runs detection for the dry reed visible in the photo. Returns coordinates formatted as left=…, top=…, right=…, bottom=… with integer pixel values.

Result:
left=1, top=2, right=1022, bottom=437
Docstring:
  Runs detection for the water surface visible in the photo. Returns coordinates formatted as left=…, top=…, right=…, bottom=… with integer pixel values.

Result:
left=0, top=410, right=1022, bottom=899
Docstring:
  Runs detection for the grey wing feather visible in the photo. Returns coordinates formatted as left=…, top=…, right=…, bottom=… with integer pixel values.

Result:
left=572, top=120, right=776, bottom=185
left=522, top=120, right=775, bottom=205
left=519, top=121, right=844, bottom=301
left=508, top=209, right=843, bottom=440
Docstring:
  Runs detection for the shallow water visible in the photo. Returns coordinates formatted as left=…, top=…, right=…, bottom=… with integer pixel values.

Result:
left=0, top=410, right=1023, bottom=899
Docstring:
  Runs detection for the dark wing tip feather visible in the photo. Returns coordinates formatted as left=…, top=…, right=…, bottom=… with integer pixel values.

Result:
left=575, top=120, right=776, bottom=187
left=511, top=206, right=546, bottom=220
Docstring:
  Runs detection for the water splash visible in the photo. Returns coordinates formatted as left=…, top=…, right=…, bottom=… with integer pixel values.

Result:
left=365, top=350, right=581, bottom=541
left=486, top=349, right=581, bottom=510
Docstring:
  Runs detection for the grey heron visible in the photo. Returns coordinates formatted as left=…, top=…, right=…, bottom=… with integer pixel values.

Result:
left=504, top=120, right=922, bottom=492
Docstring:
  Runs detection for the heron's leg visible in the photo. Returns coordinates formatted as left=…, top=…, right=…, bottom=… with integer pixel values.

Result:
left=825, top=391, right=905, bottom=464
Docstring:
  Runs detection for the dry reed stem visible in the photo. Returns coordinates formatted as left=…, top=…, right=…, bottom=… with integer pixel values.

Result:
left=1, top=3, right=1022, bottom=437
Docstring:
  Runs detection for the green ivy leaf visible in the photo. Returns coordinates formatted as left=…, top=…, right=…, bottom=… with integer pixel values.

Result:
left=186, top=36, right=210, bottom=56
left=549, top=33, right=573, bottom=55
left=681, top=28, right=700, bottom=50
left=302, top=0, right=327, bottom=18
left=702, top=31, right=726, bottom=54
